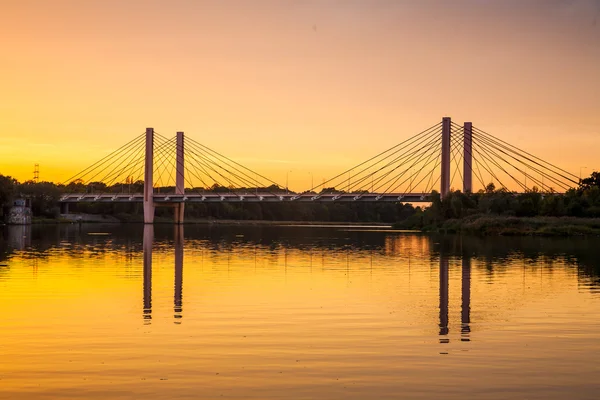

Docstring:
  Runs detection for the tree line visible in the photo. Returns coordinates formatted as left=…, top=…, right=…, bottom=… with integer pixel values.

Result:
left=1, top=172, right=599, bottom=224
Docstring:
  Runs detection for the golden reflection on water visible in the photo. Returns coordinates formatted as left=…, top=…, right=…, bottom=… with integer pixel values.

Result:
left=0, top=224, right=599, bottom=399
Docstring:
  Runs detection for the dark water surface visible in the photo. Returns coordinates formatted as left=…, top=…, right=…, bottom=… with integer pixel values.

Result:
left=1, top=224, right=599, bottom=399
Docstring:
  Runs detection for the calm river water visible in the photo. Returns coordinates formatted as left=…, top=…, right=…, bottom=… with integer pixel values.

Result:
left=1, top=224, right=599, bottom=399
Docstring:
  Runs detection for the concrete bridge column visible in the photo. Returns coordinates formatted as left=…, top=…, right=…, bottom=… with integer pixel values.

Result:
left=463, top=122, right=473, bottom=193
left=60, top=202, right=69, bottom=214
left=440, top=117, right=451, bottom=198
left=144, top=128, right=155, bottom=224
left=174, top=131, right=185, bottom=224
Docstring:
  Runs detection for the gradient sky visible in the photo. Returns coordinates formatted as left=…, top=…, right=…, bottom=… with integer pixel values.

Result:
left=1, top=0, right=599, bottom=189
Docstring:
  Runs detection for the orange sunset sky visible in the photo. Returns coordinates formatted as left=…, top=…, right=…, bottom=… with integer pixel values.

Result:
left=1, top=0, right=599, bottom=190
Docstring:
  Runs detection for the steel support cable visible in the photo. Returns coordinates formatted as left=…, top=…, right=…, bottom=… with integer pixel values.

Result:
left=469, top=148, right=494, bottom=191
left=62, top=133, right=146, bottom=185
left=186, top=140, right=279, bottom=190
left=151, top=137, right=176, bottom=186
left=94, top=145, right=145, bottom=192
left=308, top=122, right=443, bottom=193
left=70, top=134, right=146, bottom=186
left=355, top=132, right=443, bottom=194
left=472, top=129, right=575, bottom=187
left=343, top=130, right=441, bottom=194
left=180, top=146, right=213, bottom=188
left=129, top=149, right=154, bottom=186
left=81, top=135, right=147, bottom=187
left=365, top=139, right=440, bottom=194
left=342, top=125, right=442, bottom=189
left=99, top=135, right=158, bottom=188
left=393, top=140, right=447, bottom=195
left=183, top=147, right=243, bottom=195
left=101, top=132, right=170, bottom=186
left=183, top=147, right=227, bottom=190
left=101, top=145, right=147, bottom=191
left=184, top=143, right=256, bottom=189
left=181, top=151, right=211, bottom=190
left=476, top=140, right=540, bottom=192
left=473, top=133, right=572, bottom=191
left=469, top=144, right=488, bottom=191
left=176, top=157, right=206, bottom=194
left=157, top=136, right=179, bottom=187
left=190, top=148, right=257, bottom=192
left=185, top=141, right=264, bottom=190
left=429, top=172, right=442, bottom=195
left=450, top=125, right=486, bottom=191
left=472, top=126, right=579, bottom=182
left=183, top=161, right=211, bottom=193
left=342, top=127, right=443, bottom=194
left=450, top=133, right=465, bottom=182
left=322, top=125, right=443, bottom=193
left=119, top=150, right=146, bottom=191
left=125, top=134, right=175, bottom=186
left=449, top=135, right=464, bottom=190
left=185, top=141, right=285, bottom=198
left=152, top=137, right=178, bottom=189
left=374, top=137, right=443, bottom=195
left=475, top=137, right=567, bottom=192
left=399, top=144, right=445, bottom=195
left=152, top=133, right=176, bottom=189
left=374, top=136, right=443, bottom=194
left=472, top=141, right=519, bottom=191
left=181, top=150, right=212, bottom=190
left=66, top=135, right=146, bottom=188
left=186, top=137, right=285, bottom=189
left=119, top=144, right=147, bottom=186
left=474, top=133, right=568, bottom=192
left=422, top=146, right=443, bottom=194
left=402, top=136, right=446, bottom=195
left=471, top=144, right=507, bottom=190
left=372, top=134, right=442, bottom=194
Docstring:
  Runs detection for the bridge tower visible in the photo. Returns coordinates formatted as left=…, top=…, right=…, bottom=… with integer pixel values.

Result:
left=440, top=117, right=451, bottom=198
left=174, top=131, right=185, bottom=224
left=144, top=128, right=155, bottom=224
left=463, top=122, right=473, bottom=193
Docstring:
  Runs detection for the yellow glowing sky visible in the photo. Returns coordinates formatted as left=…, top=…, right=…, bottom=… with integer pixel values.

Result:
left=1, top=0, right=599, bottom=190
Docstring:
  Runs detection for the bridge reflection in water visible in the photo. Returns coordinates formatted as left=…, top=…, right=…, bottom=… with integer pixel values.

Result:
left=438, top=242, right=472, bottom=343
left=141, top=225, right=472, bottom=338
left=143, top=225, right=184, bottom=324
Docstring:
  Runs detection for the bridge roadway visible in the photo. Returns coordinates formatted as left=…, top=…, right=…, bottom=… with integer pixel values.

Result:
left=59, top=192, right=431, bottom=203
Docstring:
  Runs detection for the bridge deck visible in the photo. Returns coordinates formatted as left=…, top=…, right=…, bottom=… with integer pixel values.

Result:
left=59, top=192, right=431, bottom=203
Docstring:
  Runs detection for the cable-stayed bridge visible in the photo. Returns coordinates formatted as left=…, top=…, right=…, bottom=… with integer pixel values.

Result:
left=59, top=117, right=579, bottom=223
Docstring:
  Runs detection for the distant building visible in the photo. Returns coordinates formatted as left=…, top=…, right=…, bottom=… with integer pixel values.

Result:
left=4, top=198, right=32, bottom=225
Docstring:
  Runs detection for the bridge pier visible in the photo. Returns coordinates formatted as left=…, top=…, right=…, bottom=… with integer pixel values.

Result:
left=174, top=131, right=185, bottom=224
left=440, top=117, right=451, bottom=198
left=463, top=122, right=473, bottom=193
left=60, top=202, right=69, bottom=215
left=144, top=128, right=155, bottom=224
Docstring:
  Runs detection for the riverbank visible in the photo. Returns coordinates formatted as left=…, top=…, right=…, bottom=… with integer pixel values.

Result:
left=395, top=215, right=600, bottom=236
